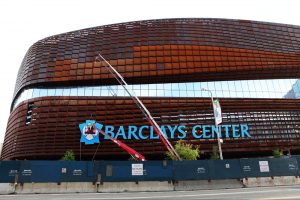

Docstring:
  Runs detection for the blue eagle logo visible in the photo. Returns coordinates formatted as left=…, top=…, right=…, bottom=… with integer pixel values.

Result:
left=79, top=120, right=103, bottom=145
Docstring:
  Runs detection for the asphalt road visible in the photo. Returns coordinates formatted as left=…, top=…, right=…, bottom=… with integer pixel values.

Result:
left=1, top=185, right=300, bottom=200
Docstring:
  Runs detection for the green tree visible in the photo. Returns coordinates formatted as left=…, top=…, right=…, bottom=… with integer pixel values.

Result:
left=210, top=145, right=220, bottom=160
left=62, top=150, right=75, bottom=160
left=272, top=148, right=283, bottom=158
left=166, top=140, right=200, bottom=160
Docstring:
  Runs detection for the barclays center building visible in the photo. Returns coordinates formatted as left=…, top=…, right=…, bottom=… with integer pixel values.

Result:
left=1, top=18, right=300, bottom=160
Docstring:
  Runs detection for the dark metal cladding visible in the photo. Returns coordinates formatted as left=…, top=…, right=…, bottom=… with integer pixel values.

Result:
left=2, top=18, right=300, bottom=160
left=12, top=18, right=300, bottom=102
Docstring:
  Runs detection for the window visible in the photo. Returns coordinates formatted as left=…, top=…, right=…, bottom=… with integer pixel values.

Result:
left=11, top=78, right=300, bottom=110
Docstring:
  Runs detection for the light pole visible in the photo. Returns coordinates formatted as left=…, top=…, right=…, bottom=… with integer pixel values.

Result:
left=201, top=88, right=223, bottom=160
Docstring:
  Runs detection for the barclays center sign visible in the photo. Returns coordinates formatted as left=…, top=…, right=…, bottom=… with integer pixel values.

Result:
left=102, top=124, right=251, bottom=140
left=79, top=120, right=251, bottom=144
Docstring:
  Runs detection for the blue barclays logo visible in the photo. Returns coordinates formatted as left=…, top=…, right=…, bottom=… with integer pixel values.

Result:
left=79, top=120, right=102, bottom=145
left=100, top=124, right=251, bottom=140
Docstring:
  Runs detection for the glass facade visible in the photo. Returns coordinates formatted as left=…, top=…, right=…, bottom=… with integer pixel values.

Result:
left=292, top=80, right=300, bottom=98
left=4, top=18, right=300, bottom=160
left=13, top=78, right=300, bottom=110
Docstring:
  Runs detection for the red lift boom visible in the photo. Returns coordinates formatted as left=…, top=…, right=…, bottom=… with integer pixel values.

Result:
left=95, top=53, right=181, bottom=161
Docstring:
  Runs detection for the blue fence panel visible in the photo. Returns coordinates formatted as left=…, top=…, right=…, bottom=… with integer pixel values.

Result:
left=0, top=161, right=21, bottom=183
left=18, top=161, right=32, bottom=183
left=209, top=159, right=242, bottom=179
left=292, top=156, right=300, bottom=175
left=173, top=160, right=210, bottom=181
left=143, top=161, right=173, bottom=181
left=1, top=157, right=300, bottom=183
left=31, top=161, right=61, bottom=183
left=99, top=161, right=172, bottom=182
left=100, top=161, right=144, bottom=182
left=269, top=158, right=299, bottom=176
left=94, top=160, right=105, bottom=181
left=60, top=161, right=96, bottom=182
left=87, top=162, right=95, bottom=177
left=240, top=158, right=272, bottom=178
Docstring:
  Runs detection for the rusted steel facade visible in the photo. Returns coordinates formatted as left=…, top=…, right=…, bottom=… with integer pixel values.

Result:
left=2, top=18, right=300, bottom=160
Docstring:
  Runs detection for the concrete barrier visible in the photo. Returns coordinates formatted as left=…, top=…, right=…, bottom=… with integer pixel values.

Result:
left=243, top=176, right=300, bottom=187
left=64, top=182, right=97, bottom=193
left=273, top=176, right=300, bottom=186
left=98, top=181, right=173, bottom=193
left=243, top=177, right=275, bottom=187
left=174, top=179, right=244, bottom=191
left=2, top=177, right=300, bottom=194
left=15, top=182, right=97, bottom=194
left=0, top=183, right=15, bottom=194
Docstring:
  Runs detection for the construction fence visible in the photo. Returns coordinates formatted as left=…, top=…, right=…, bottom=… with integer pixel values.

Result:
left=0, top=157, right=300, bottom=183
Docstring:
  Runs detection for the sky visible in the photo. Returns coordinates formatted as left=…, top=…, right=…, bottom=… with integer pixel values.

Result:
left=0, top=0, right=300, bottom=143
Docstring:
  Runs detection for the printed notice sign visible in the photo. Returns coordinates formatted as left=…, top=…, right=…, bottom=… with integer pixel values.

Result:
left=132, top=164, right=143, bottom=176
left=259, top=161, right=269, bottom=172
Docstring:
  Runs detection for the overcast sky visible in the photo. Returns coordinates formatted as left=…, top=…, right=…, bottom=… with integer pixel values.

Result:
left=0, top=0, right=300, bottom=143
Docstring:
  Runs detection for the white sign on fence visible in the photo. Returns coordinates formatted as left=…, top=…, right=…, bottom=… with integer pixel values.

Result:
left=259, top=161, right=270, bottom=172
left=132, top=163, right=143, bottom=176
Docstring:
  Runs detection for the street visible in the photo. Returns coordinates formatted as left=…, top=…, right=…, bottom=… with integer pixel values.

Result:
left=1, top=185, right=300, bottom=200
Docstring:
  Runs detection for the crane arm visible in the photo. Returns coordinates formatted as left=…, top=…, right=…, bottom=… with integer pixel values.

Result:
left=95, top=53, right=181, bottom=160
left=97, top=127, right=146, bottom=161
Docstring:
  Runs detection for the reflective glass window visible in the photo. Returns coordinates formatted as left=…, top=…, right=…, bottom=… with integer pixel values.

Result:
left=85, top=88, right=93, bottom=96
left=32, top=89, right=40, bottom=98
left=48, top=89, right=55, bottom=96
left=164, top=89, right=172, bottom=96
left=55, top=89, right=63, bottom=96
left=63, top=88, right=70, bottom=96
left=70, top=88, right=78, bottom=96
left=140, top=89, right=148, bottom=96
left=40, top=89, right=48, bottom=97
left=27, top=89, right=33, bottom=99
left=12, top=78, right=300, bottom=110
left=101, top=88, right=109, bottom=96
left=134, top=89, right=141, bottom=96
left=92, top=88, right=100, bottom=96
left=22, top=90, right=28, bottom=100
left=78, top=88, right=85, bottom=96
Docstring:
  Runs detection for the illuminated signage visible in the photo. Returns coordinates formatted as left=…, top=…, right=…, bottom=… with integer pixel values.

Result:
left=101, top=124, right=250, bottom=140
left=79, top=120, right=251, bottom=143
